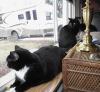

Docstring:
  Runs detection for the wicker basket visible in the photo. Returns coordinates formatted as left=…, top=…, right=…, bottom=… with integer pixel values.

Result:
left=62, top=46, right=100, bottom=92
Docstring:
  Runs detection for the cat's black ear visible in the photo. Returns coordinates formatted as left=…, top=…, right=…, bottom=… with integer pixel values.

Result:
left=10, top=51, right=19, bottom=61
left=68, top=18, right=72, bottom=21
left=15, top=45, right=22, bottom=51
left=75, top=17, right=81, bottom=19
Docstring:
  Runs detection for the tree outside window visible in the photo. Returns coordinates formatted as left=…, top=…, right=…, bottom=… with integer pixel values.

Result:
left=57, top=0, right=63, bottom=18
left=46, top=12, right=52, bottom=20
left=46, top=0, right=53, bottom=5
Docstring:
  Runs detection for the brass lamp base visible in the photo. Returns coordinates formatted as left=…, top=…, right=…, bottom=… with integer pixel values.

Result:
left=76, top=42, right=97, bottom=52
left=76, top=33, right=98, bottom=52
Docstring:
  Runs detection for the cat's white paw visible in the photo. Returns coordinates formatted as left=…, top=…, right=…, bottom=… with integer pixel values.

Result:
left=5, top=87, right=16, bottom=92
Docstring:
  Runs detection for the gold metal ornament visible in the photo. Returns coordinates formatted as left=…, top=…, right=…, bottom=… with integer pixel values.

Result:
left=76, top=0, right=98, bottom=52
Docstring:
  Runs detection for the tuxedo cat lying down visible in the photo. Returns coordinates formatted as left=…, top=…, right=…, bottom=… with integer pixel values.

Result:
left=6, top=45, right=66, bottom=92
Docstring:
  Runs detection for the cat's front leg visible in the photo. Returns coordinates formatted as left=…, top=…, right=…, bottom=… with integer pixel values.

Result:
left=5, top=87, right=16, bottom=92
left=10, top=76, right=21, bottom=88
left=15, top=82, right=30, bottom=92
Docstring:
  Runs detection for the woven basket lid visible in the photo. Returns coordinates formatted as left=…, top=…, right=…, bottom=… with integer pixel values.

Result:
left=65, top=43, right=100, bottom=62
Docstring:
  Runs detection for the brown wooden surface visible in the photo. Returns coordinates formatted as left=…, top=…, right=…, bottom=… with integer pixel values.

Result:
left=26, top=73, right=62, bottom=92
left=3, top=73, right=62, bottom=92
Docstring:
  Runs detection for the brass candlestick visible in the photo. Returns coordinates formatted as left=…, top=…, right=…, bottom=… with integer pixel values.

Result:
left=76, top=0, right=97, bottom=52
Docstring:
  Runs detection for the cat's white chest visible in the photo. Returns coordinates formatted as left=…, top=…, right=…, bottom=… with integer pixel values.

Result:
left=15, top=66, right=29, bottom=82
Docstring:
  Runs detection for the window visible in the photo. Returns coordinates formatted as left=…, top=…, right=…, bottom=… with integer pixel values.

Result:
left=46, top=12, right=52, bottom=20
left=92, top=12, right=100, bottom=31
left=46, top=0, right=53, bottom=5
left=26, top=11, right=31, bottom=20
left=18, top=14, right=24, bottom=20
left=0, top=0, right=69, bottom=88
left=32, top=10, right=37, bottom=20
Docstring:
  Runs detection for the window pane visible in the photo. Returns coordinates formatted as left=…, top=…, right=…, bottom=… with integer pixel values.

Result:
left=0, top=0, right=75, bottom=86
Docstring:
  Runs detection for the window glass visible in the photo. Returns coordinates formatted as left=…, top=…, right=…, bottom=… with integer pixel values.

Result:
left=92, top=12, right=100, bottom=32
left=0, top=0, right=69, bottom=86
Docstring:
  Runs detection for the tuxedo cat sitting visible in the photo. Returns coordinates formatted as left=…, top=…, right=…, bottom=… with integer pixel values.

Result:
left=6, top=45, right=66, bottom=92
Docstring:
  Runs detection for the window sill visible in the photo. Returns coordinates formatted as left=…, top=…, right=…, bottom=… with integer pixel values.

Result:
left=0, top=70, right=15, bottom=88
